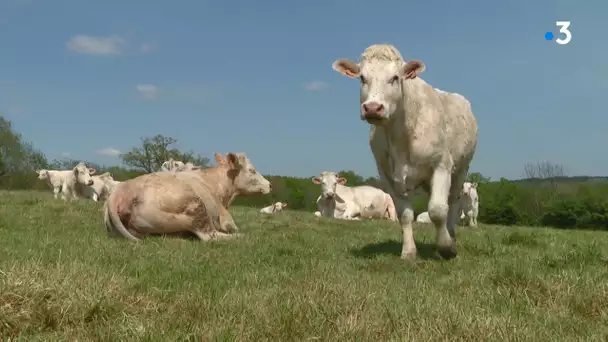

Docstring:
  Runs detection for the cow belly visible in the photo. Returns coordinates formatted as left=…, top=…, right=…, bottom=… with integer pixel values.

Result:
left=391, top=164, right=428, bottom=195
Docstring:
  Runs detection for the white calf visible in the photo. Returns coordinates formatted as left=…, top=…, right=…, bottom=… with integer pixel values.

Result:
left=36, top=169, right=72, bottom=200
left=312, top=171, right=397, bottom=221
left=82, top=172, right=119, bottom=201
left=260, top=202, right=288, bottom=214
left=459, top=182, right=479, bottom=227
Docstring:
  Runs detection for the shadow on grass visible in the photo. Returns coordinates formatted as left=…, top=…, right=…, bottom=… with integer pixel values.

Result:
left=350, top=239, right=440, bottom=260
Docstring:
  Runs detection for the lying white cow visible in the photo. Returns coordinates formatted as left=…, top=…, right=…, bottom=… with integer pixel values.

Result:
left=332, top=44, right=478, bottom=260
left=260, top=202, right=288, bottom=214
left=417, top=211, right=465, bottom=224
left=176, top=162, right=202, bottom=172
left=312, top=171, right=397, bottom=221
left=160, top=158, right=202, bottom=172
left=160, top=158, right=185, bottom=172
left=459, top=182, right=479, bottom=227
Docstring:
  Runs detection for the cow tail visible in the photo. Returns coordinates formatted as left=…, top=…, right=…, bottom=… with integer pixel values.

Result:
left=104, top=185, right=140, bottom=242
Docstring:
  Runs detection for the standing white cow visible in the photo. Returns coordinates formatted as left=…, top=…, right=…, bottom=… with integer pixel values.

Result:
left=36, top=163, right=97, bottom=201
left=260, top=202, right=288, bottom=214
left=36, top=169, right=72, bottom=200
left=312, top=171, right=397, bottom=221
left=459, top=182, right=479, bottom=227
left=332, top=44, right=478, bottom=260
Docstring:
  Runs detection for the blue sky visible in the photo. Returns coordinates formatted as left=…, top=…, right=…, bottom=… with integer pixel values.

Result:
left=0, top=0, right=604, bottom=180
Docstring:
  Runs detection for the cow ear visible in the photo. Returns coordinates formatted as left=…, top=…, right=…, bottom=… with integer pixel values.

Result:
left=472, top=182, right=478, bottom=188
left=88, top=168, right=96, bottom=175
left=214, top=152, right=226, bottom=165
left=337, top=177, right=347, bottom=185
left=401, top=60, right=426, bottom=79
left=312, top=177, right=321, bottom=184
left=332, top=59, right=361, bottom=78
left=226, top=153, right=240, bottom=169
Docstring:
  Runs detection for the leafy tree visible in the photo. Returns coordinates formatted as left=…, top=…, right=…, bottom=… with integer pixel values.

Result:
left=337, top=170, right=365, bottom=186
left=0, top=116, right=48, bottom=172
left=120, top=134, right=210, bottom=173
left=466, top=172, right=491, bottom=184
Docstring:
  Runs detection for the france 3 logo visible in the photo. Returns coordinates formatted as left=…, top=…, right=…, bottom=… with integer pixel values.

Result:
left=545, top=21, right=572, bottom=45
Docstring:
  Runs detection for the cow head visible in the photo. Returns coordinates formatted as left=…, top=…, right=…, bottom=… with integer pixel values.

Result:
left=460, top=182, right=478, bottom=198
left=331, top=44, right=426, bottom=125
left=312, top=171, right=346, bottom=200
left=73, top=162, right=96, bottom=186
left=222, top=152, right=272, bottom=196
left=273, top=202, right=287, bottom=212
left=36, top=169, right=49, bottom=180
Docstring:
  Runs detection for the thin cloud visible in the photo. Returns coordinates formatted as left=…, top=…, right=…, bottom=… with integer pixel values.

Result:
left=304, top=81, right=328, bottom=91
left=139, top=43, right=157, bottom=53
left=66, top=35, right=128, bottom=56
left=6, top=106, right=24, bottom=117
left=97, top=147, right=121, bottom=157
left=135, top=84, right=160, bottom=100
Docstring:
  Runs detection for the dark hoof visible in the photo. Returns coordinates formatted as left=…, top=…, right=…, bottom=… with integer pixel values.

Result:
left=437, top=245, right=457, bottom=260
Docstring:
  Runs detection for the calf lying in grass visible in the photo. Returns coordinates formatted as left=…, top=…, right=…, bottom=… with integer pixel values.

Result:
left=104, top=152, right=272, bottom=241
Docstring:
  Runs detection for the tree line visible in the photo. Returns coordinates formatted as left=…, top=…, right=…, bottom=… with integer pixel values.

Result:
left=1, top=115, right=607, bottom=230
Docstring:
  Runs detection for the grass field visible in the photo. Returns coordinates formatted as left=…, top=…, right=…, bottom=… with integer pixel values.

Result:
left=1, top=190, right=607, bottom=340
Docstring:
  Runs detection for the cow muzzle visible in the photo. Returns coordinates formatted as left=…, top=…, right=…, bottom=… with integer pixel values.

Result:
left=87, top=180, right=94, bottom=186
left=361, top=101, right=388, bottom=123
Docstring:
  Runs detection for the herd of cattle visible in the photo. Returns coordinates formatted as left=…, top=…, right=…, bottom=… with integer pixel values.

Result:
left=33, top=43, right=480, bottom=260
left=35, top=158, right=480, bottom=224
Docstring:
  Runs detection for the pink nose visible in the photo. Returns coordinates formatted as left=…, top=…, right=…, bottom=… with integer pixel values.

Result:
left=362, top=102, right=385, bottom=117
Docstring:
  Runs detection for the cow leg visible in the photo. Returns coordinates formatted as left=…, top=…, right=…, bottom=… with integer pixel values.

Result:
left=428, top=166, right=455, bottom=260
left=91, top=192, right=99, bottom=202
left=219, top=207, right=238, bottom=233
left=61, top=186, right=70, bottom=201
left=471, top=208, right=478, bottom=227
left=393, top=195, right=416, bottom=260
left=445, top=169, right=468, bottom=256
left=193, top=231, right=243, bottom=240
left=53, top=186, right=60, bottom=199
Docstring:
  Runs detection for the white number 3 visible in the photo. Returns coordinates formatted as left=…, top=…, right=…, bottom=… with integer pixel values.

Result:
left=555, top=21, right=572, bottom=45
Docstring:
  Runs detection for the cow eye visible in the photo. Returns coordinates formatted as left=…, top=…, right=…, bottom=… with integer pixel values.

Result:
left=360, top=75, right=367, bottom=84
left=389, top=75, right=399, bottom=85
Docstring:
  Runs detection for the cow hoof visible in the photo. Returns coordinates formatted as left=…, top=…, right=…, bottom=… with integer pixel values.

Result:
left=400, top=251, right=418, bottom=261
left=437, top=245, right=457, bottom=260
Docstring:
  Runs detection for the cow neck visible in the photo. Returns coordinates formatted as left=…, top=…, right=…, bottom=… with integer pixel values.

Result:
left=199, top=165, right=238, bottom=208
left=333, top=184, right=348, bottom=203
